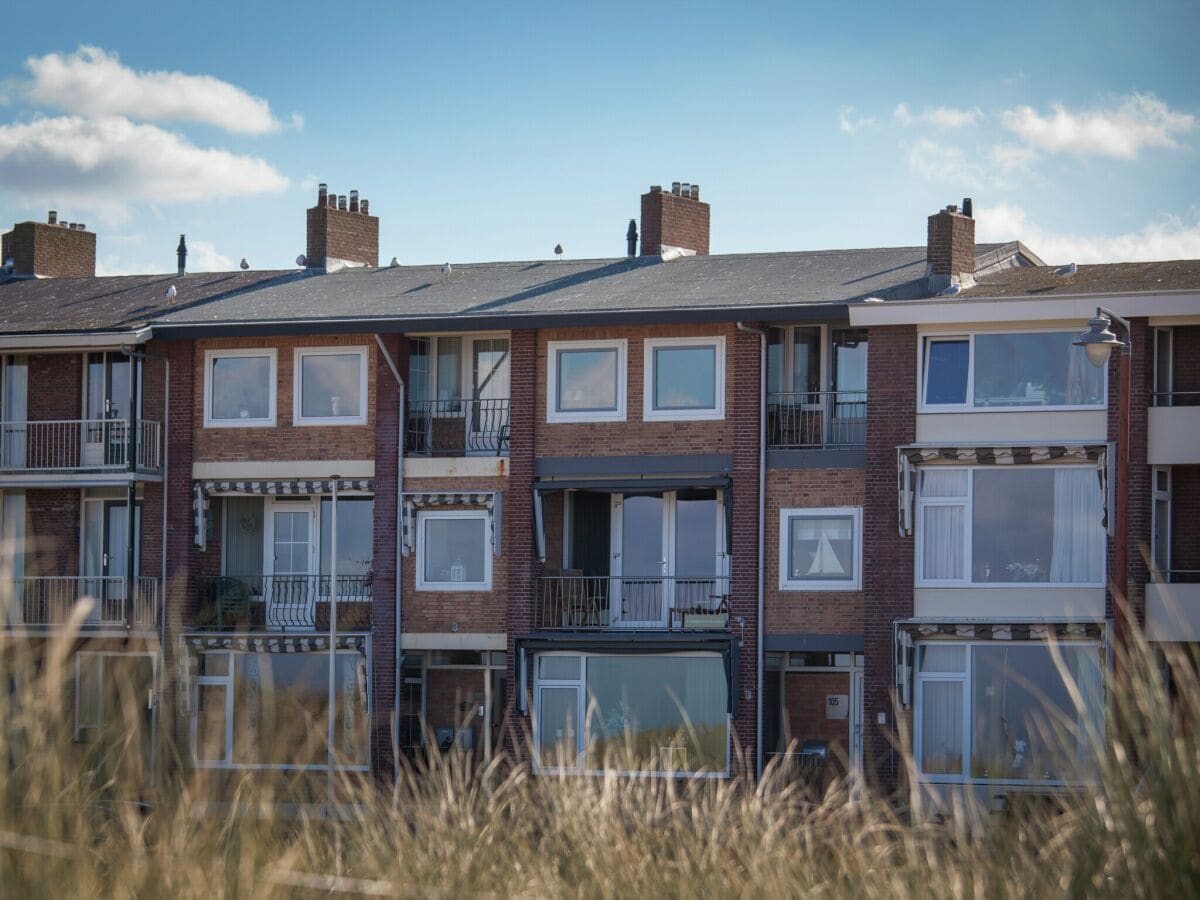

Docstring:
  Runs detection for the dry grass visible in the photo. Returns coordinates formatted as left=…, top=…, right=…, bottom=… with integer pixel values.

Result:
left=1, top=627, right=1198, bottom=898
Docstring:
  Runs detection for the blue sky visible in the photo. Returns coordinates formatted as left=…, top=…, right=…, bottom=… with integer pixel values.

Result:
left=0, top=0, right=1197, bottom=274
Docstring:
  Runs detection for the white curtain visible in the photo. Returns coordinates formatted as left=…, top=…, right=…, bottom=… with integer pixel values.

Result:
left=1073, top=648, right=1104, bottom=775
left=1066, top=344, right=1104, bottom=405
left=922, top=505, right=965, bottom=580
left=920, top=680, right=963, bottom=775
left=1049, top=469, right=1104, bottom=582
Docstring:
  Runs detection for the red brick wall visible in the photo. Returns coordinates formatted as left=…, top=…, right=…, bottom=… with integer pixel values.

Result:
left=764, top=468, right=865, bottom=635
left=926, top=209, right=974, bottom=278
left=24, top=490, right=79, bottom=578
left=1114, top=319, right=1151, bottom=628
left=26, top=354, right=82, bottom=420
left=640, top=186, right=710, bottom=256
left=3, top=221, right=96, bottom=277
left=306, top=204, right=379, bottom=268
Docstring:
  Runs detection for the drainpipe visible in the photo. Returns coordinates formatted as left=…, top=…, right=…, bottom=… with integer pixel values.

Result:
left=736, top=322, right=767, bottom=779
left=374, top=334, right=405, bottom=783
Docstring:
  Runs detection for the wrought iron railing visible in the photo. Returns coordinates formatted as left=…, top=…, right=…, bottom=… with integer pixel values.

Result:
left=0, top=418, right=163, bottom=473
left=1151, top=391, right=1200, bottom=408
left=195, top=574, right=372, bottom=630
left=405, top=398, right=509, bottom=456
left=767, top=391, right=866, bottom=449
left=2, top=576, right=159, bottom=628
left=534, top=574, right=730, bottom=631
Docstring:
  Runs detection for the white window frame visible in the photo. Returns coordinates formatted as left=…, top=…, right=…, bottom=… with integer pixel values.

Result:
left=914, top=465, right=1106, bottom=588
left=415, top=508, right=493, bottom=591
left=778, top=506, right=862, bottom=591
left=203, top=348, right=277, bottom=428
left=1151, top=466, right=1172, bottom=582
left=643, top=335, right=725, bottom=422
left=546, top=339, right=627, bottom=423
left=293, top=346, right=369, bottom=426
left=918, top=329, right=1108, bottom=413
left=913, top=640, right=1104, bottom=786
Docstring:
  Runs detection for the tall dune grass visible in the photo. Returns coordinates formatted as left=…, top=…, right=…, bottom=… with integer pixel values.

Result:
left=1, top=624, right=1198, bottom=898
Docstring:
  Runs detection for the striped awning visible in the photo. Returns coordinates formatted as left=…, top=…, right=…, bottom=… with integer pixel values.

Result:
left=184, top=633, right=368, bottom=653
left=401, top=491, right=501, bottom=557
left=193, top=479, right=374, bottom=549
left=896, top=443, right=1111, bottom=537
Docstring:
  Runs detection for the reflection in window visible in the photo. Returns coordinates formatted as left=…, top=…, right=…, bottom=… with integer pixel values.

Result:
left=320, top=498, right=373, bottom=597
left=652, top=345, right=716, bottom=410
left=557, top=348, right=618, bottom=411
left=788, top=516, right=854, bottom=582
left=924, top=339, right=969, bottom=405
left=419, top=513, right=489, bottom=588
left=211, top=355, right=272, bottom=421
left=299, top=352, right=363, bottom=419
left=974, top=333, right=1103, bottom=407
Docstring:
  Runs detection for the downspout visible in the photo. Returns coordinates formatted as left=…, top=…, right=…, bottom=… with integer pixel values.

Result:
left=374, top=335, right=405, bottom=783
left=736, top=322, right=767, bottom=779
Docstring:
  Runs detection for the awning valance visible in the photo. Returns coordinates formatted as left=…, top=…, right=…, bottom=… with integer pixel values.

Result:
left=193, top=479, right=374, bottom=549
left=184, top=633, right=368, bottom=653
left=896, top=443, right=1111, bottom=537
left=401, top=491, right=501, bottom=557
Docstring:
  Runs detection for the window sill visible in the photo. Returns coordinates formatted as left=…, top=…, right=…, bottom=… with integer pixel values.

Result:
left=203, top=419, right=276, bottom=429
left=643, top=409, right=725, bottom=423
left=779, top=582, right=861, bottom=592
left=293, top=416, right=369, bottom=427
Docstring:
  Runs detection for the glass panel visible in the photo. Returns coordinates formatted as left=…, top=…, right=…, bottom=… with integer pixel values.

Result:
left=787, top=515, right=855, bottom=582
left=919, top=644, right=966, bottom=672
left=199, top=652, right=230, bottom=678
left=108, top=357, right=131, bottom=420
left=675, top=493, right=717, bottom=577
left=793, top=327, right=821, bottom=396
left=922, top=505, right=965, bottom=580
left=472, top=338, right=509, bottom=400
left=428, top=650, right=484, bottom=666
left=1154, top=329, right=1172, bottom=402
left=489, top=651, right=506, bottom=667
left=1, top=491, right=25, bottom=582
left=971, top=644, right=1102, bottom=781
left=653, top=345, right=716, bottom=411
left=320, top=498, right=374, bottom=592
left=334, top=653, right=369, bottom=765
left=584, top=655, right=728, bottom=773
left=86, top=354, right=105, bottom=420
left=407, top=336, right=430, bottom=403
left=436, top=337, right=462, bottom=402
left=766, top=328, right=785, bottom=394
left=621, top=496, right=664, bottom=577
left=223, top=497, right=264, bottom=577
left=920, top=680, right=963, bottom=775
left=1153, top=495, right=1170, bottom=573
left=924, top=339, right=969, bottom=405
left=538, top=686, right=579, bottom=767
left=210, top=355, right=271, bottom=420
left=300, top=353, right=362, bottom=418
left=273, top=511, right=309, bottom=576
left=921, top=469, right=969, bottom=498
left=422, top=516, right=486, bottom=584
left=539, top=655, right=581, bottom=680
left=832, top=329, right=868, bottom=392
left=557, top=348, right=617, bottom=411
left=2, top=357, right=27, bottom=466
left=196, top=684, right=227, bottom=762
left=974, top=333, right=1104, bottom=407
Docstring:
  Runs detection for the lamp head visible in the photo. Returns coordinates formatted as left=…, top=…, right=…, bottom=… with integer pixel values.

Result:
left=1073, top=313, right=1124, bottom=368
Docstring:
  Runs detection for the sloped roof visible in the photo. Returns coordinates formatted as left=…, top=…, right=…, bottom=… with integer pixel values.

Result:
left=964, top=259, right=1200, bottom=298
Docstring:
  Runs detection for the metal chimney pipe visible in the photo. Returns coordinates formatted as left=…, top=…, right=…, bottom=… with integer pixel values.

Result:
left=361, top=199, right=370, bottom=215
left=177, top=234, right=188, bottom=275
left=318, top=183, right=328, bottom=206
left=47, top=211, right=57, bottom=225
left=337, top=195, right=348, bottom=211
left=349, top=190, right=359, bottom=213
left=671, top=181, right=682, bottom=196
left=626, top=219, right=638, bottom=257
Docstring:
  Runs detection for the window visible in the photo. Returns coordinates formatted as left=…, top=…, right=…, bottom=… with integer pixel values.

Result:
left=294, top=347, right=368, bottom=425
left=204, top=349, right=276, bottom=427
left=915, top=641, right=1104, bottom=784
left=643, top=336, right=725, bottom=421
left=416, top=509, right=491, bottom=590
left=1152, top=467, right=1171, bottom=580
left=921, top=332, right=1105, bottom=410
left=320, top=497, right=373, bottom=598
left=547, top=339, right=627, bottom=423
left=916, top=467, right=1105, bottom=586
left=779, top=507, right=862, bottom=591
left=533, top=653, right=730, bottom=776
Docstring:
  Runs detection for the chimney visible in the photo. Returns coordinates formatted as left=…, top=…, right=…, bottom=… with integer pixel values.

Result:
left=927, top=201, right=975, bottom=290
left=0, top=214, right=96, bottom=277
left=626, top=219, right=638, bottom=257
left=305, top=182, right=380, bottom=269
left=639, top=181, right=710, bottom=257
left=177, top=234, right=188, bottom=275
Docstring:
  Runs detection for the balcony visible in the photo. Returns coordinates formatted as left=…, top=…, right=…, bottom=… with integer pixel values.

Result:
left=534, top=574, right=730, bottom=632
left=0, top=419, right=162, bottom=475
left=3, top=576, right=159, bottom=630
left=767, top=391, right=866, bottom=449
left=405, top=399, right=509, bottom=457
left=1149, top=392, right=1200, bottom=465
left=1147, top=570, right=1200, bottom=641
left=194, top=574, right=372, bottom=631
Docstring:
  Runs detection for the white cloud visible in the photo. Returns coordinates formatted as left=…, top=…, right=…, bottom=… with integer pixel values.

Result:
left=976, top=201, right=1200, bottom=263
left=0, top=116, right=288, bottom=216
left=24, top=46, right=291, bottom=135
left=906, top=138, right=1005, bottom=189
left=95, top=237, right=234, bottom=276
left=1000, top=93, right=1196, bottom=160
left=988, top=143, right=1039, bottom=173
left=895, top=103, right=982, bottom=128
left=838, top=105, right=876, bottom=134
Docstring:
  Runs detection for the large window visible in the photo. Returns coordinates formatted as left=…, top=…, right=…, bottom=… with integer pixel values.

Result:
left=779, top=507, right=862, bottom=591
left=916, top=466, right=1105, bottom=586
left=546, top=339, right=627, bottom=423
left=294, top=347, right=368, bottom=425
left=534, top=653, right=730, bottom=776
left=915, top=641, right=1104, bottom=784
left=320, top=497, right=373, bottom=598
left=921, top=331, right=1106, bottom=411
left=643, top=337, right=725, bottom=421
left=204, top=349, right=276, bottom=427
left=416, top=509, right=491, bottom=591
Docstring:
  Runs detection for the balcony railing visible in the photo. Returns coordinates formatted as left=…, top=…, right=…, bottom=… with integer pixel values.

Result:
left=767, top=391, right=866, bottom=449
left=2, top=576, right=159, bottom=629
left=534, top=574, right=730, bottom=631
left=405, top=398, right=509, bottom=457
left=0, top=419, right=163, bottom=473
left=1151, top=391, right=1200, bottom=407
left=1152, top=569, right=1200, bottom=584
left=195, top=574, right=372, bottom=631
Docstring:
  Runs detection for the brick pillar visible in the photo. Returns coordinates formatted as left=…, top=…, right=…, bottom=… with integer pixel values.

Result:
left=730, top=326, right=762, bottom=774
left=1110, top=318, right=1152, bottom=630
left=503, top=329, right=537, bottom=760
left=862, top=325, right=917, bottom=792
left=371, top=334, right=405, bottom=778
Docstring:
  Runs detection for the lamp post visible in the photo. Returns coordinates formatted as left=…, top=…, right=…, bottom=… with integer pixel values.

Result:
left=1074, top=307, right=1133, bottom=654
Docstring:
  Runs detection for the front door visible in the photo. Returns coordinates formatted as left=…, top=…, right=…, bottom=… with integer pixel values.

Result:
left=82, top=498, right=139, bottom=625
left=84, top=353, right=134, bottom=467
left=610, top=494, right=667, bottom=628
left=269, top=505, right=314, bottom=628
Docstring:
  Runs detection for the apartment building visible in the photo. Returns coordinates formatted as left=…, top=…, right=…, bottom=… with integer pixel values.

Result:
left=1, top=185, right=1196, bottom=800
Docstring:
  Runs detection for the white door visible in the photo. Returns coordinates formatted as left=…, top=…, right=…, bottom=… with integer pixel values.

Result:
left=467, top=337, right=510, bottom=454
left=269, top=505, right=314, bottom=628
left=610, top=494, right=667, bottom=628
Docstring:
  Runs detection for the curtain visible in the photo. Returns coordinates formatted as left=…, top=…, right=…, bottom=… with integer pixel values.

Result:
left=1066, top=344, right=1104, bottom=405
left=2, top=357, right=27, bottom=467
left=1, top=491, right=24, bottom=622
left=1049, top=469, right=1104, bottom=582
left=920, top=680, right=963, bottom=775
left=922, top=505, right=965, bottom=580
left=1073, top=648, right=1104, bottom=775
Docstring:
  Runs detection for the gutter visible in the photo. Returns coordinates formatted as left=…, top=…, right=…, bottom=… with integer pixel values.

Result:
left=0, top=327, right=153, bottom=351
left=736, top=321, right=767, bottom=779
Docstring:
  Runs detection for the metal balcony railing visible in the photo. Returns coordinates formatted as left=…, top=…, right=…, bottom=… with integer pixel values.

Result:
left=767, top=391, right=866, bottom=449
left=405, top=398, right=509, bottom=457
left=1151, top=391, right=1200, bottom=407
left=0, top=419, right=163, bottom=473
left=1152, top=569, right=1200, bottom=584
left=534, top=574, right=730, bottom=631
left=195, top=574, right=372, bottom=631
left=2, top=576, right=159, bottom=629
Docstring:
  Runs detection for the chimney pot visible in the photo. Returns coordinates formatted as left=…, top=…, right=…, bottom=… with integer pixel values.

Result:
left=317, top=183, right=328, bottom=206
left=338, top=195, right=348, bottom=211
left=77, top=223, right=85, bottom=231
left=680, top=182, right=691, bottom=197
left=327, top=193, right=336, bottom=208
left=690, top=184, right=700, bottom=200
left=306, top=183, right=379, bottom=267
left=671, top=181, right=682, bottom=195
left=649, top=185, right=662, bottom=194
left=47, top=211, right=57, bottom=225
left=350, top=190, right=359, bottom=213
left=640, top=181, right=711, bottom=257
left=361, top=199, right=369, bottom=215
left=962, top=197, right=973, bottom=218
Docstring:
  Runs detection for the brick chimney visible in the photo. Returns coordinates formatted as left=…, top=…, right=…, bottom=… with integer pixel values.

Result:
left=1, top=212, right=96, bottom=277
left=305, top=183, right=379, bottom=269
left=640, top=181, right=710, bottom=257
left=926, top=200, right=975, bottom=290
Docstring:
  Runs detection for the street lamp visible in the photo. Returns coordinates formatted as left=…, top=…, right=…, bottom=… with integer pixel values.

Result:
left=1073, top=308, right=1130, bottom=367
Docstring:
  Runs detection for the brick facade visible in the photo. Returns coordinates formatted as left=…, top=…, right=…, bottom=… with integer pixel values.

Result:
left=926, top=208, right=974, bottom=279
left=306, top=197, right=379, bottom=268
left=2, top=220, right=96, bottom=278
left=640, top=185, right=711, bottom=256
